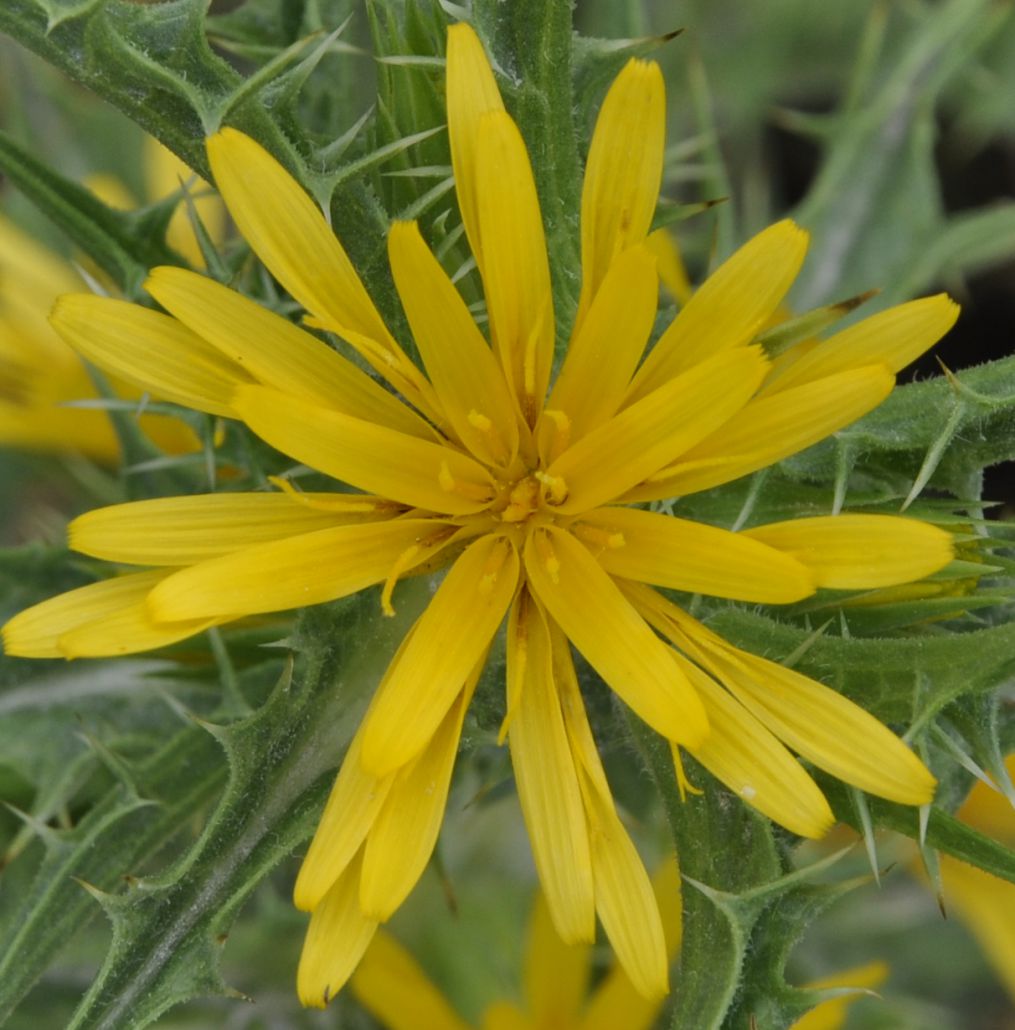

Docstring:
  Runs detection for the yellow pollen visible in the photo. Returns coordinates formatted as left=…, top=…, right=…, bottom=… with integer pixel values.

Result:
left=534, top=530, right=561, bottom=584
left=573, top=523, right=626, bottom=552
left=467, top=409, right=493, bottom=432
left=501, top=476, right=540, bottom=523
left=534, top=470, right=568, bottom=505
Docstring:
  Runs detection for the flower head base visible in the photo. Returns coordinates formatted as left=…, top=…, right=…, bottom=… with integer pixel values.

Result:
left=3, top=21, right=959, bottom=1006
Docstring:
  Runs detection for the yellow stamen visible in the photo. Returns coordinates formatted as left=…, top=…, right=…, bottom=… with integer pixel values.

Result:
left=534, top=470, right=568, bottom=505
left=478, top=538, right=512, bottom=596
left=467, top=409, right=492, bottom=433
left=671, top=745, right=703, bottom=801
left=438, top=460, right=493, bottom=502
left=572, top=522, right=626, bottom=552
left=380, top=543, right=422, bottom=616
left=542, top=408, right=571, bottom=463
left=267, top=476, right=395, bottom=514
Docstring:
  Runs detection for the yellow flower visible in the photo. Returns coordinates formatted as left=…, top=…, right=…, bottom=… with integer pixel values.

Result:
left=0, top=139, right=220, bottom=461
left=3, top=22, right=958, bottom=1004
left=791, top=961, right=889, bottom=1030
left=936, top=754, right=1015, bottom=1000
left=351, top=859, right=681, bottom=1030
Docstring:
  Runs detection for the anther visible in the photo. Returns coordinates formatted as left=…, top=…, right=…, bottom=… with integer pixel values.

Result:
left=534, top=530, right=561, bottom=585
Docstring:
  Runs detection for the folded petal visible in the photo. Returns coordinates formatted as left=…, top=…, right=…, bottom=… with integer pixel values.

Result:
left=670, top=652, right=834, bottom=838
left=233, top=385, right=495, bottom=514
left=579, top=507, right=814, bottom=603
left=646, top=228, right=692, bottom=305
left=708, top=642, right=936, bottom=806
left=548, top=346, right=769, bottom=514
left=296, top=851, right=378, bottom=1009
left=51, top=294, right=252, bottom=418
left=626, top=364, right=894, bottom=501
left=742, top=514, right=954, bottom=589
left=146, top=517, right=452, bottom=620
left=508, top=593, right=596, bottom=943
left=545, top=244, right=658, bottom=454
left=524, top=526, right=707, bottom=747
left=207, top=129, right=393, bottom=359
left=360, top=675, right=477, bottom=918
left=761, top=294, right=959, bottom=395
left=579, top=769, right=668, bottom=1001
left=294, top=726, right=395, bottom=911
left=2, top=569, right=206, bottom=659
left=577, top=59, right=665, bottom=327
left=626, top=221, right=808, bottom=403
left=145, top=266, right=431, bottom=438
left=351, top=930, right=473, bottom=1030
left=446, top=22, right=506, bottom=270
left=70, top=492, right=397, bottom=566
left=387, top=220, right=519, bottom=464
left=475, top=111, right=555, bottom=423
left=361, top=535, right=520, bottom=775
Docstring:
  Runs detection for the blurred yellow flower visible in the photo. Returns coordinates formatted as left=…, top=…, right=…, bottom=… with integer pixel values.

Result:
left=0, top=138, right=220, bottom=461
left=352, top=859, right=681, bottom=1030
left=3, top=21, right=959, bottom=1007
left=938, top=755, right=1015, bottom=1000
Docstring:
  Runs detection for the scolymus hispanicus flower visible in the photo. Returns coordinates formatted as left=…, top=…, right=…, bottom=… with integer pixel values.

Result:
left=3, top=22, right=959, bottom=1005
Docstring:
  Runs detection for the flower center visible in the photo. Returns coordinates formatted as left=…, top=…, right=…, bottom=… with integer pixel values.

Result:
left=495, top=469, right=569, bottom=524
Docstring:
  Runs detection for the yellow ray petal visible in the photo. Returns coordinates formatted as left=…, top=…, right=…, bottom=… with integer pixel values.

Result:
left=580, top=772, right=669, bottom=1001
left=545, top=244, right=658, bottom=451
left=445, top=22, right=506, bottom=270
left=577, top=59, right=665, bottom=327
left=548, top=345, right=769, bottom=514
left=387, top=220, right=519, bottom=463
left=207, top=129, right=393, bottom=359
left=361, top=535, right=520, bottom=776
left=523, top=526, right=707, bottom=747
left=145, top=266, right=431, bottom=438
left=70, top=492, right=398, bottom=566
left=50, top=294, right=252, bottom=418
left=508, top=593, right=595, bottom=943
left=475, top=111, right=555, bottom=423
left=206, top=129, right=443, bottom=424
left=524, top=892, right=592, bottom=1028
left=626, top=221, right=809, bottom=403
left=2, top=569, right=195, bottom=659
left=58, top=605, right=217, bottom=659
left=351, top=930, right=473, bottom=1030
left=646, top=228, right=692, bottom=305
left=297, top=851, right=378, bottom=1009
left=706, top=639, right=935, bottom=806
left=233, top=385, right=495, bottom=514
left=742, top=514, right=954, bottom=589
left=762, top=294, right=959, bottom=395
left=580, top=507, right=814, bottom=604
left=626, top=364, right=894, bottom=501
left=294, top=726, right=395, bottom=912
left=360, top=673, right=477, bottom=919
left=146, top=517, right=452, bottom=621
left=669, top=652, right=834, bottom=838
